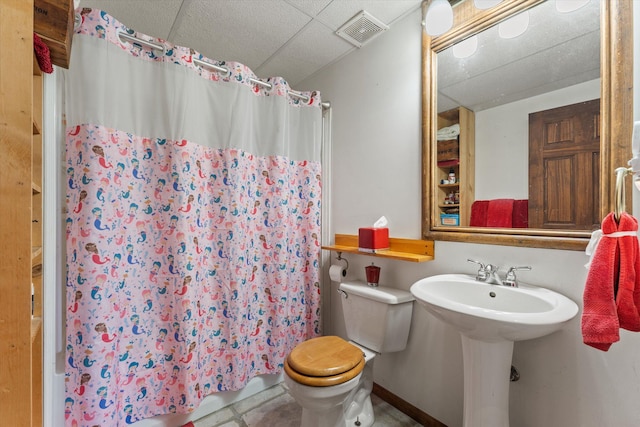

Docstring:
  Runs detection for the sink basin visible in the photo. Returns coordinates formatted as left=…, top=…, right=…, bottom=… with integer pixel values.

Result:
left=411, top=274, right=578, bottom=426
left=410, top=273, right=578, bottom=341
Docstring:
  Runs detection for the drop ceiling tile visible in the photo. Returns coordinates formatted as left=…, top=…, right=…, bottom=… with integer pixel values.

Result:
left=256, top=20, right=354, bottom=87
left=80, top=0, right=182, bottom=40
left=437, top=0, right=600, bottom=112
left=316, top=0, right=421, bottom=31
left=284, top=0, right=333, bottom=17
left=441, top=31, right=600, bottom=112
left=170, top=0, right=312, bottom=71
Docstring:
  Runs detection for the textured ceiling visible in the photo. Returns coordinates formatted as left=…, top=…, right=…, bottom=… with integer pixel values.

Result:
left=76, top=0, right=599, bottom=110
left=78, top=0, right=422, bottom=88
left=437, top=0, right=600, bottom=112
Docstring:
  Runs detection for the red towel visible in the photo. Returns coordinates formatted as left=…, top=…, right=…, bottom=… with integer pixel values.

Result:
left=486, top=199, right=513, bottom=228
left=33, top=33, right=53, bottom=74
left=512, top=199, right=528, bottom=228
left=582, top=212, right=640, bottom=351
left=469, top=200, right=489, bottom=227
left=470, top=199, right=528, bottom=228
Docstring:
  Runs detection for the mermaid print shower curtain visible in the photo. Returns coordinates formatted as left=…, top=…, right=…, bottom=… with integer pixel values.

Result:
left=64, top=9, right=322, bottom=426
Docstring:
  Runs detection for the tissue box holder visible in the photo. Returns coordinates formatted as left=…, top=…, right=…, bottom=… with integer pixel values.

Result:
left=358, top=227, right=389, bottom=253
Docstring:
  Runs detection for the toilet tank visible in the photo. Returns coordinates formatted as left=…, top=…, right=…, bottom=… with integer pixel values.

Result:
left=339, top=281, right=414, bottom=353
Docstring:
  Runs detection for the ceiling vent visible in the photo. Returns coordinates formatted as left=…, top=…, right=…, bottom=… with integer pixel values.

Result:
left=336, top=11, right=389, bottom=48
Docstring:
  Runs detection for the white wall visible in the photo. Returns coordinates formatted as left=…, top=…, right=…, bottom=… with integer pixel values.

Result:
left=475, top=79, right=599, bottom=200
left=301, top=7, right=640, bottom=427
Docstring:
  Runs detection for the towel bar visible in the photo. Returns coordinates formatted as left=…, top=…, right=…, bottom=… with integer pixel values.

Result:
left=614, top=167, right=632, bottom=221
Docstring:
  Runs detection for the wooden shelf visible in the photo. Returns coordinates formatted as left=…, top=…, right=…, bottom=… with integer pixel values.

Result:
left=32, top=263, right=43, bottom=277
left=31, top=246, right=42, bottom=261
left=33, top=56, right=42, bottom=77
left=32, top=182, right=42, bottom=195
left=436, top=159, right=460, bottom=167
left=438, top=183, right=459, bottom=189
left=322, top=234, right=434, bottom=262
left=438, top=204, right=460, bottom=208
left=31, top=317, right=42, bottom=343
left=34, top=0, right=75, bottom=69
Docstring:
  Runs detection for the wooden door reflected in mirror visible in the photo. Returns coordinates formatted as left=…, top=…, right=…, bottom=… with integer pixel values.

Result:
left=528, top=99, right=600, bottom=230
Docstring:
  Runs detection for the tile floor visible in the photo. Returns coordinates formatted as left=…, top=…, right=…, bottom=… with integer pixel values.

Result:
left=193, top=383, right=422, bottom=427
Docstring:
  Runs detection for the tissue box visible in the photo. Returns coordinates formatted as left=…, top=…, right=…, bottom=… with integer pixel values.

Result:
left=358, top=227, right=389, bottom=252
left=437, top=139, right=459, bottom=162
left=440, top=213, right=460, bottom=226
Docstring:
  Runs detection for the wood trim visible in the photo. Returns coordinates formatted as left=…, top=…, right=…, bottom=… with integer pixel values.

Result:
left=431, top=0, right=545, bottom=53
left=422, top=0, right=634, bottom=251
left=426, top=229, right=588, bottom=251
left=600, top=0, right=634, bottom=225
left=0, top=0, right=35, bottom=425
left=421, top=2, right=436, bottom=241
left=373, top=382, right=448, bottom=427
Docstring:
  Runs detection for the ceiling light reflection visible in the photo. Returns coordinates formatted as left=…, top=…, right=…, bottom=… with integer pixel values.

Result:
left=555, top=0, right=590, bottom=13
left=498, top=11, right=529, bottom=39
left=453, top=35, right=478, bottom=58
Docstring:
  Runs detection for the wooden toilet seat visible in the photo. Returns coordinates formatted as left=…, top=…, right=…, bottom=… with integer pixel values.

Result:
left=284, top=336, right=365, bottom=387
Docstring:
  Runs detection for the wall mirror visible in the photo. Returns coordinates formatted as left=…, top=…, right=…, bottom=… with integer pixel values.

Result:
left=421, top=0, right=634, bottom=250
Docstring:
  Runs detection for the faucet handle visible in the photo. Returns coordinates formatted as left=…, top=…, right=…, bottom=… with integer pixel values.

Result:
left=504, top=266, right=532, bottom=287
left=467, top=258, right=485, bottom=268
left=467, top=259, right=487, bottom=281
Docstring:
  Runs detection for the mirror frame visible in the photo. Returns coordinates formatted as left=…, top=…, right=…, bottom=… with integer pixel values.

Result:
left=422, top=0, right=634, bottom=251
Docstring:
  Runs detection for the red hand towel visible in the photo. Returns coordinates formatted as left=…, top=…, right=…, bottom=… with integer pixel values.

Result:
left=33, top=33, right=53, bottom=74
left=486, top=199, right=514, bottom=228
left=469, top=200, right=489, bottom=227
left=512, top=199, right=528, bottom=228
left=582, top=212, right=640, bottom=351
left=613, top=213, right=640, bottom=332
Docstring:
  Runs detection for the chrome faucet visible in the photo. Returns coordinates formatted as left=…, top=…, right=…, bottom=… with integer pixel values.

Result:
left=467, top=259, right=487, bottom=281
left=467, top=259, right=502, bottom=285
left=503, top=266, right=532, bottom=288
left=467, top=259, right=532, bottom=287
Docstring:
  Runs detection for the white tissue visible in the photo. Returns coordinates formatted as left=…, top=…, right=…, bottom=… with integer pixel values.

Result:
left=373, top=216, right=388, bottom=228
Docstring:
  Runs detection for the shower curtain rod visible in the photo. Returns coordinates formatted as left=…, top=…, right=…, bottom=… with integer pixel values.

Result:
left=116, top=31, right=310, bottom=103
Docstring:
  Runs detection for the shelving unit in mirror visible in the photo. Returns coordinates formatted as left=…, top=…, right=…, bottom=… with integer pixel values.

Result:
left=435, top=107, right=475, bottom=227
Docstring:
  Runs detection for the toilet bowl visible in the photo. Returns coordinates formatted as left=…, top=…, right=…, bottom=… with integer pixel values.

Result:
left=283, top=336, right=376, bottom=427
left=283, top=281, right=414, bottom=427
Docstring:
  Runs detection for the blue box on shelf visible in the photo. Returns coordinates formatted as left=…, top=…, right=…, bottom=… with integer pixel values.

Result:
left=440, top=213, right=460, bottom=226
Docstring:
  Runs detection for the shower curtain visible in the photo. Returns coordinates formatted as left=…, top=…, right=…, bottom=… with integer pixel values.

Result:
left=64, top=9, right=322, bottom=426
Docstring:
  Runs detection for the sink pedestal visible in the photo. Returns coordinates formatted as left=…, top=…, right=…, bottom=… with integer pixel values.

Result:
left=410, top=274, right=579, bottom=427
left=460, top=335, right=513, bottom=427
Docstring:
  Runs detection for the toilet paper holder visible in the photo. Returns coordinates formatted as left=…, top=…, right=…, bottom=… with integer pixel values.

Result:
left=336, top=252, right=349, bottom=273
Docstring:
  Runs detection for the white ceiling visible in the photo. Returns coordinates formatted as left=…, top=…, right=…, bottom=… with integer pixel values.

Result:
left=76, top=0, right=600, bottom=110
left=77, top=0, right=423, bottom=88
left=437, top=0, right=600, bottom=112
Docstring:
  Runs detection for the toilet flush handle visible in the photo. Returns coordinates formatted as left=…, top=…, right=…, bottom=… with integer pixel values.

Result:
left=337, top=289, right=348, bottom=299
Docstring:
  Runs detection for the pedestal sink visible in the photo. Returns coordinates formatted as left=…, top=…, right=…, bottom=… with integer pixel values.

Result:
left=410, top=274, right=578, bottom=427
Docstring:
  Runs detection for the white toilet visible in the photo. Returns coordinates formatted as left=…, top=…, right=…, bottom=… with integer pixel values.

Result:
left=283, top=281, right=414, bottom=427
